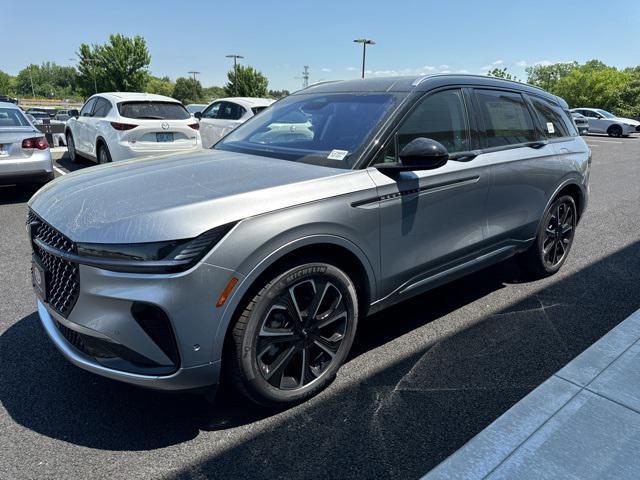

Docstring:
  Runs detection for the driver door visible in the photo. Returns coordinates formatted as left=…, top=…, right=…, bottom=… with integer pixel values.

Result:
left=367, top=88, right=491, bottom=298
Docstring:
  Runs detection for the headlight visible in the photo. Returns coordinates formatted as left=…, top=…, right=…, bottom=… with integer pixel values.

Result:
left=76, top=223, right=235, bottom=273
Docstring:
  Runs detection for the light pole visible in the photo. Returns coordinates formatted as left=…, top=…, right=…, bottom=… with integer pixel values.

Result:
left=187, top=71, right=201, bottom=102
left=353, top=38, right=375, bottom=79
left=28, top=65, right=35, bottom=97
left=225, top=54, right=244, bottom=95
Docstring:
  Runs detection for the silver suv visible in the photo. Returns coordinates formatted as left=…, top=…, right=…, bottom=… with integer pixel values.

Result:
left=29, top=75, right=590, bottom=406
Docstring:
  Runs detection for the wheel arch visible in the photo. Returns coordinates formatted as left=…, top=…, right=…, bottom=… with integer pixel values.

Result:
left=212, top=235, right=377, bottom=367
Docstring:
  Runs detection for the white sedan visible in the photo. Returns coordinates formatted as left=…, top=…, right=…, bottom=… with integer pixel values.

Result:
left=196, top=97, right=274, bottom=148
left=570, top=108, right=640, bottom=137
left=65, top=92, right=202, bottom=163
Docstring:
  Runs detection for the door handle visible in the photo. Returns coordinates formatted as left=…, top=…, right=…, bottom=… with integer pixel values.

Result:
left=525, top=140, right=549, bottom=149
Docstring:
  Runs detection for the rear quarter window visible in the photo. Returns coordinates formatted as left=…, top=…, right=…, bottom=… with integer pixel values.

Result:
left=118, top=102, right=190, bottom=120
left=528, top=95, right=573, bottom=138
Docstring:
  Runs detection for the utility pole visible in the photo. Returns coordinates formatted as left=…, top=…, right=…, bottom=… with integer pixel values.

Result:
left=225, top=54, right=244, bottom=96
left=28, top=66, right=35, bottom=97
left=301, top=65, right=310, bottom=88
left=353, top=38, right=376, bottom=78
left=188, top=71, right=201, bottom=102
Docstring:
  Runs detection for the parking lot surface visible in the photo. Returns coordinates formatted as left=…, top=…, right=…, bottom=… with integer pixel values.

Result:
left=1, top=135, right=639, bottom=480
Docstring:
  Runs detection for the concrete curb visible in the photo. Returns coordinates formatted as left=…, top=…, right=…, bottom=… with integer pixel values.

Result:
left=423, top=308, right=640, bottom=479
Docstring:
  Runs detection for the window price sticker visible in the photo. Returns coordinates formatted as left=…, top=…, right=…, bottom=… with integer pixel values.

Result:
left=546, top=122, right=555, bottom=134
left=327, top=149, right=349, bottom=161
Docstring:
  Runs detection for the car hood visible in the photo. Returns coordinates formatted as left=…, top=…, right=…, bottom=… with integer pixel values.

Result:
left=29, top=149, right=354, bottom=243
left=615, top=117, right=640, bottom=126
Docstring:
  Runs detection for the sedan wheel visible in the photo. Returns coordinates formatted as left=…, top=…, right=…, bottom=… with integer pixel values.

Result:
left=608, top=125, right=623, bottom=138
left=98, top=145, right=112, bottom=164
left=227, top=262, right=358, bottom=407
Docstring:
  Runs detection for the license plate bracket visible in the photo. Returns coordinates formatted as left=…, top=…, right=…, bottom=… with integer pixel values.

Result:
left=156, top=132, right=174, bottom=143
left=32, top=256, right=47, bottom=301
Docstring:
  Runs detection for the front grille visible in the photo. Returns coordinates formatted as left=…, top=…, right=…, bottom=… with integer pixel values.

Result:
left=28, top=210, right=80, bottom=318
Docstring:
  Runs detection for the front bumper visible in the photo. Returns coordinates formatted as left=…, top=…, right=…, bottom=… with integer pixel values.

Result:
left=623, top=124, right=639, bottom=135
left=35, top=259, right=241, bottom=391
left=39, top=300, right=220, bottom=390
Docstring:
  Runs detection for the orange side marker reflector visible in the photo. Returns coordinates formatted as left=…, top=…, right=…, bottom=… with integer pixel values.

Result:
left=217, top=277, right=239, bottom=307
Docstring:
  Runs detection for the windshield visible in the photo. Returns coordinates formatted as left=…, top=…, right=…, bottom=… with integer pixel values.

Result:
left=215, top=92, right=401, bottom=169
left=596, top=109, right=616, bottom=118
left=0, top=108, right=30, bottom=127
left=118, top=101, right=191, bottom=120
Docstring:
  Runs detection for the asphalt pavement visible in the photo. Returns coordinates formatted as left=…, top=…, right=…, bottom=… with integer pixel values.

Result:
left=1, top=135, right=639, bottom=480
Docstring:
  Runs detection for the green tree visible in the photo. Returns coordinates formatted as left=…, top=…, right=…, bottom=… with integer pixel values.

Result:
left=77, top=34, right=151, bottom=95
left=619, top=67, right=640, bottom=117
left=172, top=77, right=203, bottom=104
left=201, top=85, right=225, bottom=102
left=268, top=89, right=290, bottom=99
left=486, top=67, right=519, bottom=82
left=0, top=70, right=15, bottom=96
left=553, top=61, right=629, bottom=113
left=146, top=76, right=174, bottom=97
left=525, top=62, right=577, bottom=91
left=15, top=62, right=78, bottom=98
left=224, top=65, right=268, bottom=97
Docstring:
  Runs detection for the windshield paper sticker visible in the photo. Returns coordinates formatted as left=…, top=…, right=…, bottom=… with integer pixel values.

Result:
left=327, top=149, right=349, bottom=161
left=546, top=122, right=555, bottom=134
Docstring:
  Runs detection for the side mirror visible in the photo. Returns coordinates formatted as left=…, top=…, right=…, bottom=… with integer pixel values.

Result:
left=375, top=137, right=449, bottom=172
left=194, top=111, right=202, bottom=119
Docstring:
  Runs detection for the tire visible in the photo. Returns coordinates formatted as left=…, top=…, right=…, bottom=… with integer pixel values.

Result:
left=225, top=262, right=358, bottom=407
left=608, top=125, right=623, bottom=138
left=66, top=132, right=79, bottom=163
left=97, top=143, right=112, bottom=164
left=518, top=195, right=577, bottom=278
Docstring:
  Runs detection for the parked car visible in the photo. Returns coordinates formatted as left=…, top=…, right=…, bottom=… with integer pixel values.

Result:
left=65, top=92, right=202, bottom=163
left=197, top=97, right=275, bottom=148
left=571, top=112, right=589, bottom=135
left=570, top=108, right=640, bottom=137
left=0, top=101, right=53, bottom=185
left=54, top=109, right=79, bottom=122
left=185, top=103, right=207, bottom=117
left=27, top=115, right=67, bottom=147
left=29, top=75, right=589, bottom=406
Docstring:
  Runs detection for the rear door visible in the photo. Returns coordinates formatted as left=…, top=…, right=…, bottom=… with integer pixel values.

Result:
left=206, top=101, right=247, bottom=146
left=368, top=88, right=491, bottom=297
left=474, top=88, right=561, bottom=245
left=84, top=97, right=111, bottom=157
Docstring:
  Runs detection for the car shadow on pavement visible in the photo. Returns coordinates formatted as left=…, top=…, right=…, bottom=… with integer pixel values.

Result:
left=1, top=241, right=639, bottom=475
left=0, top=184, right=39, bottom=206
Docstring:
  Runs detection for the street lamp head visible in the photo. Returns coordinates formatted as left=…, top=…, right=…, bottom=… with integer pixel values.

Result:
left=226, top=54, right=245, bottom=59
left=353, top=38, right=376, bottom=45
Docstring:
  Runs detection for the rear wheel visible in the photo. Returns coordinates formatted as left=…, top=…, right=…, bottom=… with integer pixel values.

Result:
left=225, top=262, right=358, bottom=407
left=608, top=125, right=623, bottom=137
left=97, top=143, right=112, bottom=164
left=518, top=195, right=577, bottom=278
left=66, top=132, right=79, bottom=163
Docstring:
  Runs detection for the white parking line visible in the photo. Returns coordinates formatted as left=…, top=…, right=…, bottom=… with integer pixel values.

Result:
left=53, top=166, right=67, bottom=176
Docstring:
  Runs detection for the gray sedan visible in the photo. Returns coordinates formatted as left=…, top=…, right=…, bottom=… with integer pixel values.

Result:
left=0, top=102, right=54, bottom=186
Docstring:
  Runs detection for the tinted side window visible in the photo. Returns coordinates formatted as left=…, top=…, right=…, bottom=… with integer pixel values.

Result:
left=202, top=102, right=221, bottom=119
left=475, top=89, right=536, bottom=147
left=92, top=98, right=112, bottom=118
left=218, top=102, right=246, bottom=120
left=583, top=110, right=599, bottom=119
left=528, top=96, right=571, bottom=138
left=391, top=89, right=470, bottom=160
left=80, top=98, right=97, bottom=117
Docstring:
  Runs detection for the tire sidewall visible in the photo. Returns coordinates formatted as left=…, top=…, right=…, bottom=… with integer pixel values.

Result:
left=98, top=144, right=111, bottom=164
left=536, top=195, right=577, bottom=274
left=66, top=133, right=76, bottom=162
left=239, top=263, right=358, bottom=404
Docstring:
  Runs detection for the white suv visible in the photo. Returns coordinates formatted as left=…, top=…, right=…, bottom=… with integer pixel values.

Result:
left=65, top=92, right=202, bottom=163
left=196, top=97, right=274, bottom=148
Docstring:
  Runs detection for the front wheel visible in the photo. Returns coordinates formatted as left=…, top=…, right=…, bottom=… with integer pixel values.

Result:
left=608, top=125, right=623, bottom=137
left=225, top=262, right=358, bottom=407
left=518, top=195, right=577, bottom=278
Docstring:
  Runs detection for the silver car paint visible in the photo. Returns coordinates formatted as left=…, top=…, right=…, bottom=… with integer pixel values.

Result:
left=0, top=102, right=53, bottom=183
left=29, top=76, right=591, bottom=391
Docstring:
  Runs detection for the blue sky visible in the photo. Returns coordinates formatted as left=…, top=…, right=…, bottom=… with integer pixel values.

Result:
left=3, top=0, right=639, bottom=91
